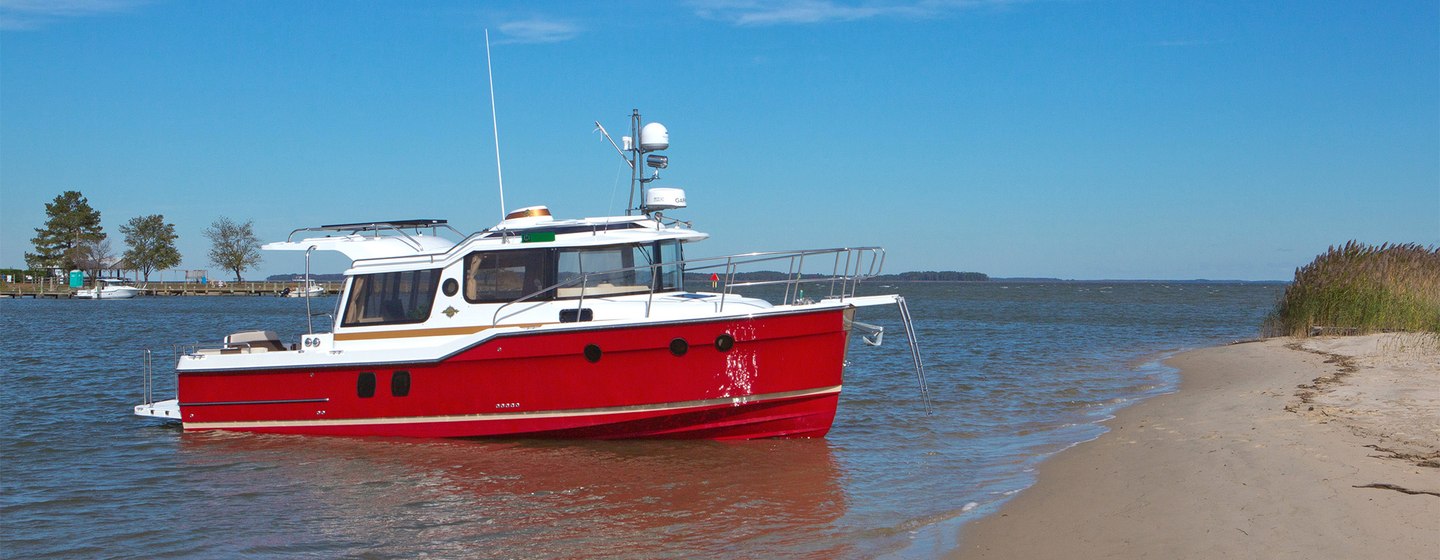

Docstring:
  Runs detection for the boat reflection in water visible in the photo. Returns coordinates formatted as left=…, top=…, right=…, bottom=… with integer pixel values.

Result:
left=174, top=433, right=850, bottom=558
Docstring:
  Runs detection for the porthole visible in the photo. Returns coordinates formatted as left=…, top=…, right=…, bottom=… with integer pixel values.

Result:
left=584, top=344, right=602, bottom=363
left=669, top=338, right=689, bottom=356
left=715, top=334, right=735, bottom=352
left=442, top=278, right=459, bottom=297
left=391, top=370, right=411, bottom=397
left=357, top=372, right=376, bottom=398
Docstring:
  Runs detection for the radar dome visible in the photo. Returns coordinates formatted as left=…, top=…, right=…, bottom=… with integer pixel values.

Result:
left=645, top=188, right=686, bottom=211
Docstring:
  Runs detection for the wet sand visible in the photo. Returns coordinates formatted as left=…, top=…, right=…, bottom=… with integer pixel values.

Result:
left=952, top=333, right=1440, bottom=559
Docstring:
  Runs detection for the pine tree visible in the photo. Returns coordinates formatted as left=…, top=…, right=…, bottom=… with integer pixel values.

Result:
left=121, top=214, right=182, bottom=283
left=26, top=191, right=105, bottom=271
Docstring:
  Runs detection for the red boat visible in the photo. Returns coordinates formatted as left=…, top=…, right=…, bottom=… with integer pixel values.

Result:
left=135, top=110, right=927, bottom=440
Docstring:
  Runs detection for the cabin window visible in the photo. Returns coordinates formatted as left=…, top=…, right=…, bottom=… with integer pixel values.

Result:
left=341, top=269, right=442, bottom=327
left=464, top=249, right=554, bottom=303
left=557, top=244, right=655, bottom=298
left=459, top=241, right=685, bottom=303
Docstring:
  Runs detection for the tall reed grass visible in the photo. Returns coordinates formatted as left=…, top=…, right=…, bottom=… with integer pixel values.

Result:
left=1264, top=241, right=1440, bottom=337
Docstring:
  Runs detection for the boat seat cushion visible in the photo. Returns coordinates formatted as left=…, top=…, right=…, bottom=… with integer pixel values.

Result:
left=225, top=330, right=287, bottom=351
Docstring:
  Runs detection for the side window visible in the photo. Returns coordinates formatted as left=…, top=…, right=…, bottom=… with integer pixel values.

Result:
left=556, top=244, right=654, bottom=298
left=341, top=269, right=442, bottom=327
left=464, top=249, right=554, bottom=303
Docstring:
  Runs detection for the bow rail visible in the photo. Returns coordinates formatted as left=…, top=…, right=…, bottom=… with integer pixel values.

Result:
left=493, top=247, right=885, bottom=324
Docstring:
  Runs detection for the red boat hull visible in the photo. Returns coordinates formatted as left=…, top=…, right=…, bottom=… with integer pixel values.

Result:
left=176, top=307, right=853, bottom=440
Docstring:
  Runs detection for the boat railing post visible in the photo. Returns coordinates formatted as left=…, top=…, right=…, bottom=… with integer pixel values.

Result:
left=840, top=249, right=853, bottom=298
left=304, top=246, right=316, bottom=334
left=783, top=256, right=797, bottom=304
left=829, top=251, right=841, bottom=299
left=794, top=254, right=807, bottom=304
left=859, top=249, right=867, bottom=292
left=843, top=250, right=855, bottom=300
left=859, top=249, right=871, bottom=295
left=576, top=259, right=587, bottom=317
left=644, top=262, right=655, bottom=318
left=719, top=256, right=734, bottom=312
left=142, top=348, right=153, bottom=406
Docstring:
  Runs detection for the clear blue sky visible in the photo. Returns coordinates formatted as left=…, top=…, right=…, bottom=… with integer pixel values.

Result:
left=2, top=0, right=1436, bottom=281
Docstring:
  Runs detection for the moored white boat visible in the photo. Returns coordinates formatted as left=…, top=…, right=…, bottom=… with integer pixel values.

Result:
left=133, top=109, right=928, bottom=440
left=76, top=278, right=143, bottom=299
left=281, top=279, right=326, bottom=298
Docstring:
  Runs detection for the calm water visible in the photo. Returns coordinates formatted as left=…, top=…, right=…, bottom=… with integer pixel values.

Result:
left=1, top=282, right=1282, bottom=558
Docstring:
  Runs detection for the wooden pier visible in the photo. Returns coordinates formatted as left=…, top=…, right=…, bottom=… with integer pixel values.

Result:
left=0, top=281, right=342, bottom=299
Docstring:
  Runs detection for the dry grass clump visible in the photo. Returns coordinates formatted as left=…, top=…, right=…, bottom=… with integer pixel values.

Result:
left=1264, top=241, right=1440, bottom=337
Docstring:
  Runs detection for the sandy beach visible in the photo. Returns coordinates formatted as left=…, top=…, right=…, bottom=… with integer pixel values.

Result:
left=952, top=333, right=1440, bottom=559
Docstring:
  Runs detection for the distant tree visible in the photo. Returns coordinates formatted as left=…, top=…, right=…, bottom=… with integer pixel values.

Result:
left=25, top=190, right=105, bottom=271
left=892, top=271, right=990, bottom=282
left=204, top=217, right=262, bottom=282
left=72, top=238, right=115, bottom=281
left=120, top=214, right=181, bottom=283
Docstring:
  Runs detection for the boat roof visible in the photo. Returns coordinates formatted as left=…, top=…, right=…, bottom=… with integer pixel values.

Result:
left=317, top=219, right=451, bottom=231
left=263, top=233, right=457, bottom=261
left=262, top=208, right=707, bottom=270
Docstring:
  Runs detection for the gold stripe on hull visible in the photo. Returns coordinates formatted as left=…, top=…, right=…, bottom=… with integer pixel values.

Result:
left=333, top=323, right=547, bottom=341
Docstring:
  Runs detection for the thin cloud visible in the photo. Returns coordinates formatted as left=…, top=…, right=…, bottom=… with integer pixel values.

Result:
left=695, top=0, right=890, bottom=25
left=689, top=0, right=1019, bottom=26
left=0, top=0, right=148, bottom=30
left=496, top=17, right=582, bottom=44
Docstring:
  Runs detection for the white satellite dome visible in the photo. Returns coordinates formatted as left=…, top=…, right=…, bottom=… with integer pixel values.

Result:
left=639, top=122, right=669, bottom=151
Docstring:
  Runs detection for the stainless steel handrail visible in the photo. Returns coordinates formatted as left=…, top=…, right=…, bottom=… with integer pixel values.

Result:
left=491, top=247, right=886, bottom=325
left=285, top=223, right=467, bottom=251
left=346, top=228, right=506, bottom=268
left=174, top=340, right=282, bottom=357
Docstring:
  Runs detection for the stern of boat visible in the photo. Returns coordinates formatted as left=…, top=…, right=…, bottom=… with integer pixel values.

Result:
left=133, top=348, right=183, bottom=424
left=135, top=399, right=181, bottom=420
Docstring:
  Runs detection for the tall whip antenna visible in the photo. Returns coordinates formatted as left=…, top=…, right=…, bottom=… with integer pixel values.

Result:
left=485, top=29, right=506, bottom=220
